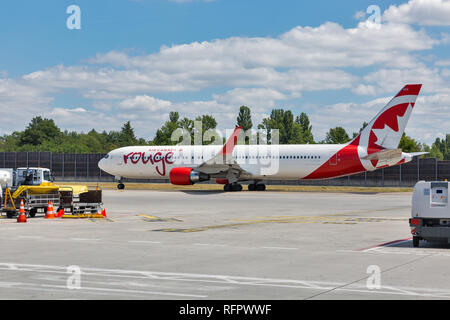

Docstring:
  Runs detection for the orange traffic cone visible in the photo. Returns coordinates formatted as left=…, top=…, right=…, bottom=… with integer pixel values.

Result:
left=56, top=208, right=65, bottom=218
left=45, top=200, right=56, bottom=219
left=101, top=208, right=107, bottom=218
left=17, top=200, right=27, bottom=223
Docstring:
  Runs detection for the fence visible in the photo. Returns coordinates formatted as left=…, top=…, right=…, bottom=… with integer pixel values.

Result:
left=0, top=152, right=449, bottom=187
left=0, top=152, right=114, bottom=182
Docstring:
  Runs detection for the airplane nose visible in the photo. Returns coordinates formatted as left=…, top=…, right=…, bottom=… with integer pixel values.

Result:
left=98, top=158, right=106, bottom=171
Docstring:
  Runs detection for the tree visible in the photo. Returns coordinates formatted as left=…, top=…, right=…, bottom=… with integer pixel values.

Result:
left=325, top=127, right=350, bottom=144
left=432, top=135, right=450, bottom=160
left=295, top=112, right=314, bottom=144
left=398, top=133, right=421, bottom=153
left=423, top=144, right=444, bottom=160
left=119, top=121, right=138, bottom=146
left=19, top=117, right=61, bottom=146
left=195, top=114, right=218, bottom=145
left=258, top=109, right=303, bottom=144
left=237, top=106, right=252, bottom=131
left=353, top=121, right=368, bottom=138
left=152, top=112, right=181, bottom=145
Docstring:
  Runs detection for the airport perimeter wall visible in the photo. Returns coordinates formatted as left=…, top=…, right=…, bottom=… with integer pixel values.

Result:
left=0, top=152, right=448, bottom=187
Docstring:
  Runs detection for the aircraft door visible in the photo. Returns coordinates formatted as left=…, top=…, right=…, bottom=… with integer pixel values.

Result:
left=329, top=152, right=338, bottom=165
left=115, top=153, right=123, bottom=166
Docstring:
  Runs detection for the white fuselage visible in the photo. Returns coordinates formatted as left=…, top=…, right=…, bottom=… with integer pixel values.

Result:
left=98, top=143, right=410, bottom=181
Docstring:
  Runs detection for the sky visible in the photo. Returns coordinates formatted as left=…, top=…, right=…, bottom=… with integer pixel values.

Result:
left=0, top=0, right=449, bottom=145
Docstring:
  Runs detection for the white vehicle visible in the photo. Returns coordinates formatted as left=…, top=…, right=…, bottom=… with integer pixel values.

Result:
left=0, top=169, right=12, bottom=203
left=410, top=181, right=450, bottom=247
left=98, top=84, right=426, bottom=191
left=14, top=167, right=53, bottom=186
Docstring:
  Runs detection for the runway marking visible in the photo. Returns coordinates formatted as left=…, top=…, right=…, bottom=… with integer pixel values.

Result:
left=89, top=218, right=115, bottom=223
left=70, top=238, right=102, bottom=241
left=16, top=235, right=44, bottom=239
left=128, top=240, right=161, bottom=244
left=2, top=262, right=450, bottom=299
left=153, top=222, right=257, bottom=233
left=232, top=216, right=407, bottom=224
left=138, top=214, right=182, bottom=222
left=0, top=281, right=207, bottom=298
left=357, top=238, right=413, bottom=252
left=260, top=246, right=299, bottom=250
left=193, top=243, right=228, bottom=247
left=157, top=215, right=407, bottom=232
left=340, top=246, right=450, bottom=257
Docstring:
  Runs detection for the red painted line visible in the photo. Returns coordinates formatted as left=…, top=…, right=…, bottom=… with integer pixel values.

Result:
left=356, top=237, right=413, bottom=252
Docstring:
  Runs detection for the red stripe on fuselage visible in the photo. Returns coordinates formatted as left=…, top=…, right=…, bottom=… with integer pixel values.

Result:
left=303, top=136, right=368, bottom=180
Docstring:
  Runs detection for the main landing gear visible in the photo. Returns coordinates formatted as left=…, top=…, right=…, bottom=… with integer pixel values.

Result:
left=223, top=183, right=243, bottom=192
left=248, top=183, right=266, bottom=191
left=223, top=183, right=266, bottom=192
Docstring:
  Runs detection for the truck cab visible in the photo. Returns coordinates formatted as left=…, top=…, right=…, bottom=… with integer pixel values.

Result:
left=14, top=167, right=53, bottom=186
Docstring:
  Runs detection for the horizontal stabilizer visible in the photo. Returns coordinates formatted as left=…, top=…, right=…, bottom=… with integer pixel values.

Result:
left=361, top=149, right=402, bottom=161
left=408, top=152, right=429, bottom=157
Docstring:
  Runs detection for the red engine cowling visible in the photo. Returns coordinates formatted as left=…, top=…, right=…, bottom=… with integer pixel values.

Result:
left=169, top=167, right=210, bottom=185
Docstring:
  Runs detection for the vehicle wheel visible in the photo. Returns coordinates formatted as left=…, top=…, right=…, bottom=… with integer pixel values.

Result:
left=6, top=211, right=14, bottom=219
left=224, top=184, right=232, bottom=192
left=29, top=208, right=37, bottom=218
left=413, top=236, right=420, bottom=248
left=256, top=184, right=266, bottom=191
left=232, top=184, right=242, bottom=192
left=117, top=183, right=125, bottom=190
left=248, top=184, right=256, bottom=191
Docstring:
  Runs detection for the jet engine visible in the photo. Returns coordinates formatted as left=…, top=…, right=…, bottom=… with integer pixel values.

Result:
left=169, top=167, right=210, bottom=185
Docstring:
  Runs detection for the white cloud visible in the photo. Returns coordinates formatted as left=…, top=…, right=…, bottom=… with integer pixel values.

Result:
left=94, top=21, right=434, bottom=71
left=310, top=92, right=450, bottom=145
left=361, top=65, right=450, bottom=95
left=351, top=84, right=378, bottom=96
left=436, top=59, right=450, bottom=66
left=118, top=95, right=172, bottom=112
left=0, top=14, right=447, bottom=143
left=213, top=88, right=288, bottom=111
left=383, top=0, right=450, bottom=26
left=354, top=10, right=366, bottom=21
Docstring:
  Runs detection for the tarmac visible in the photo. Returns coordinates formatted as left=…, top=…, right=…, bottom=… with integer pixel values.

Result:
left=1, top=188, right=450, bottom=299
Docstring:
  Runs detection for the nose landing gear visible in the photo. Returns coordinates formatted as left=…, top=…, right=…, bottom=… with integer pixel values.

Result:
left=116, top=177, right=125, bottom=190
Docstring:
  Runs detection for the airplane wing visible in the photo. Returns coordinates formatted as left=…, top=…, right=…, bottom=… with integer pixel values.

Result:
left=196, top=126, right=247, bottom=179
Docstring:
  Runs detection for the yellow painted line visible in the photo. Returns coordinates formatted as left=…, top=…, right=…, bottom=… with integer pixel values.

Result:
left=61, top=214, right=105, bottom=219
left=89, top=218, right=115, bottom=223
left=152, top=219, right=361, bottom=233
left=138, top=214, right=182, bottom=222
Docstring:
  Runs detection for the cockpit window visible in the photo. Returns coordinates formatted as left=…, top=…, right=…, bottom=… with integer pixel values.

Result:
left=104, top=154, right=110, bottom=159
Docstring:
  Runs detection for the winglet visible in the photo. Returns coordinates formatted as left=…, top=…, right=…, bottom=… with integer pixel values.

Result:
left=220, top=126, right=242, bottom=156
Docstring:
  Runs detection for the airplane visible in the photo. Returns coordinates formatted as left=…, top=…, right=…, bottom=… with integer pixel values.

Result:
left=98, top=84, right=426, bottom=191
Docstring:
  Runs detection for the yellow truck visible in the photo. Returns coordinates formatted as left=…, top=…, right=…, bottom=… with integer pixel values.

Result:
left=1, top=167, right=103, bottom=218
